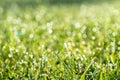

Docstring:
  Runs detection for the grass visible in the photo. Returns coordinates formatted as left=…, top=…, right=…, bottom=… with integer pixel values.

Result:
left=0, top=1, right=120, bottom=80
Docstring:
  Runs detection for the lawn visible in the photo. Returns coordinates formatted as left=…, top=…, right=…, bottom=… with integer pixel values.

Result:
left=0, top=0, right=120, bottom=80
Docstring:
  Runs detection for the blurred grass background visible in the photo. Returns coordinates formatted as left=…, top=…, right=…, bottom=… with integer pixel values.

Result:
left=1, top=0, right=120, bottom=79
left=0, top=0, right=116, bottom=6
left=0, top=0, right=118, bottom=21
left=0, top=0, right=117, bottom=13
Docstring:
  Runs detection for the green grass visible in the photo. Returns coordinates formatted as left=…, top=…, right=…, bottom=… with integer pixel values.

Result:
left=0, top=1, right=120, bottom=80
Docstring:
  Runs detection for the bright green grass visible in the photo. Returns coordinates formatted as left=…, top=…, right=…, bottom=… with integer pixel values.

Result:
left=0, top=1, right=120, bottom=80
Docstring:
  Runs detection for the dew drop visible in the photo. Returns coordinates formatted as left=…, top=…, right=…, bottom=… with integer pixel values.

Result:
left=112, top=32, right=117, bottom=37
left=10, top=48, right=14, bottom=52
left=74, top=22, right=81, bottom=28
left=92, top=36, right=96, bottom=40
left=118, top=47, right=120, bottom=51
left=29, top=34, right=34, bottom=38
left=47, top=22, right=53, bottom=27
left=83, top=49, right=87, bottom=53
left=82, top=41, right=86, bottom=45
left=92, top=27, right=97, bottom=32
left=76, top=48, right=79, bottom=52
left=8, top=54, right=12, bottom=58
left=30, top=55, right=33, bottom=59
left=48, top=29, right=53, bottom=34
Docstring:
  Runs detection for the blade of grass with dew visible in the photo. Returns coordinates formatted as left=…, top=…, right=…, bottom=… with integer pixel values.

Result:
left=79, top=59, right=94, bottom=80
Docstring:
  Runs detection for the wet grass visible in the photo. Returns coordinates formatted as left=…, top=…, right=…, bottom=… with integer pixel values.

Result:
left=0, top=1, right=120, bottom=80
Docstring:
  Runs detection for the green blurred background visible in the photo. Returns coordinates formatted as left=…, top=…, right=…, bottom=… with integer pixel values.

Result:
left=0, top=0, right=115, bottom=5
left=0, top=0, right=116, bottom=10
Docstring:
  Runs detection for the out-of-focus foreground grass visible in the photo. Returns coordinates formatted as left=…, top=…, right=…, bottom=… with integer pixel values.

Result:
left=0, top=0, right=120, bottom=79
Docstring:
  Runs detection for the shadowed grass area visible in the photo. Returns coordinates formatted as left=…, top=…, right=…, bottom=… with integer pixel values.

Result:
left=43, top=0, right=113, bottom=4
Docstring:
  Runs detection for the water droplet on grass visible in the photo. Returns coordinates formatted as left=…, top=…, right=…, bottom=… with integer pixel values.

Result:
left=92, top=27, right=97, bottom=32
left=8, top=54, right=12, bottom=58
left=83, top=49, right=87, bottom=53
left=33, top=60, right=37, bottom=65
left=112, top=32, right=117, bottom=37
left=76, top=48, right=79, bottom=52
left=10, top=48, right=14, bottom=52
left=47, top=22, right=53, bottom=27
left=98, top=42, right=101, bottom=46
left=91, top=36, right=96, bottom=40
left=98, top=47, right=102, bottom=51
left=48, top=29, right=53, bottom=34
left=25, top=52, right=28, bottom=55
left=82, top=41, right=86, bottom=45
left=16, top=49, right=18, bottom=53
left=30, top=55, right=33, bottom=59
left=29, top=34, right=34, bottom=38
left=74, top=22, right=81, bottom=28
left=118, top=47, right=120, bottom=51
